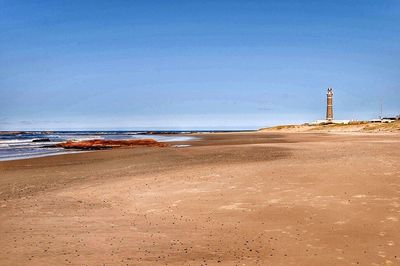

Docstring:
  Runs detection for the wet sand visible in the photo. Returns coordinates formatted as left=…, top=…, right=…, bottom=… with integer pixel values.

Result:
left=0, top=132, right=400, bottom=265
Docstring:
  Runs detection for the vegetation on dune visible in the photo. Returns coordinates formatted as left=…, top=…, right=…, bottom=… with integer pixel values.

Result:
left=362, top=120, right=400, bottom=131
left=261, top=121, right=400, bottom=132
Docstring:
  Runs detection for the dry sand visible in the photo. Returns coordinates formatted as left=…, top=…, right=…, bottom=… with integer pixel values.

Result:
left=0, top=132, right=400, bottom=265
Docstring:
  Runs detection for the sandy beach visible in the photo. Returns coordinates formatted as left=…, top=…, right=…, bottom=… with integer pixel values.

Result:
left=1, top=132, right=400, bottom=265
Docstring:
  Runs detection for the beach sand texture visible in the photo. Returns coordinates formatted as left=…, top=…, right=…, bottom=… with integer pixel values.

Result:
left=1, top=132, right=400, bottom=265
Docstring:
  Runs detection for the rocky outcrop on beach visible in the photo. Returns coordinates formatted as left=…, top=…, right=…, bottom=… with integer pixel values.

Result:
left=54, top=139, right=168, bottom=150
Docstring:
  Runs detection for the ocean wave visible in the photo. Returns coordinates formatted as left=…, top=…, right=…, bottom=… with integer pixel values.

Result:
left=0, top=139, right=36, bottom=144
left=59, top=135, right=103, bottom=141
left=0, top=132, right=197, bottom=161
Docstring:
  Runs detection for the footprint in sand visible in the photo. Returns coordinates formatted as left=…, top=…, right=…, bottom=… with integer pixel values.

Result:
left=386, top=217, right=399, bottom=222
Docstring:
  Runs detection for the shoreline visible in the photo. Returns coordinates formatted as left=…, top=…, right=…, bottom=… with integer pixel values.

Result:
left=0, top=132, right=200, bottom=162
left=0, top=150, right=88, bottom=162
left=1, top=129, right=399, bottom=162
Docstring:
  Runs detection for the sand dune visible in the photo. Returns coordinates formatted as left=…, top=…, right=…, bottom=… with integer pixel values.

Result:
left=261, top=121, right=400, bottom=133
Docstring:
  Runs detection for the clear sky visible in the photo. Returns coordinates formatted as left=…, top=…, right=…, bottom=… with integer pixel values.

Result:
left=1, top=0, right=399, bottom=130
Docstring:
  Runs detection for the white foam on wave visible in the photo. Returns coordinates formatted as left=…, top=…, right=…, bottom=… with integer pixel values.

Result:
left=0, top=139, right=36, bottom=144
left=70, top=136, right=103, bottom=141
left=0, top=141, right=60, bottom=149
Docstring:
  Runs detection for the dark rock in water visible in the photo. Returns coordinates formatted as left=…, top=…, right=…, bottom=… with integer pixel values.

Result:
left=32, top=138, right=51, bottom=142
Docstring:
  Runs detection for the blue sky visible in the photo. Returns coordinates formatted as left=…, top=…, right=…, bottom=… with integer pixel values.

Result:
left=1, top=0, right=399, bottom=130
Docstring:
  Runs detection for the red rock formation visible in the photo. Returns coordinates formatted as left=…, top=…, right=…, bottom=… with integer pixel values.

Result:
left=56, top=139, right=168, bottom=150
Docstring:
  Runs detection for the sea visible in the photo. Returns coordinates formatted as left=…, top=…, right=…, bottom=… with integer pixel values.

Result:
left=0, top=131, right=198, bottom=161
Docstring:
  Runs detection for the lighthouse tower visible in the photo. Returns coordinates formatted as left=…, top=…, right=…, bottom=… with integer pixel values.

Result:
left=326, top=88, right=334, bottom=122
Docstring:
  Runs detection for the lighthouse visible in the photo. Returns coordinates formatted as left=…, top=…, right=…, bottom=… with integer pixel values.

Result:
left=326, top=88, right=333, bottom=122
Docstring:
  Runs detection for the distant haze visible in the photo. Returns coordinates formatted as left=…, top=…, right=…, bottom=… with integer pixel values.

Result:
left=1, top=0, right=399, bottom=130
